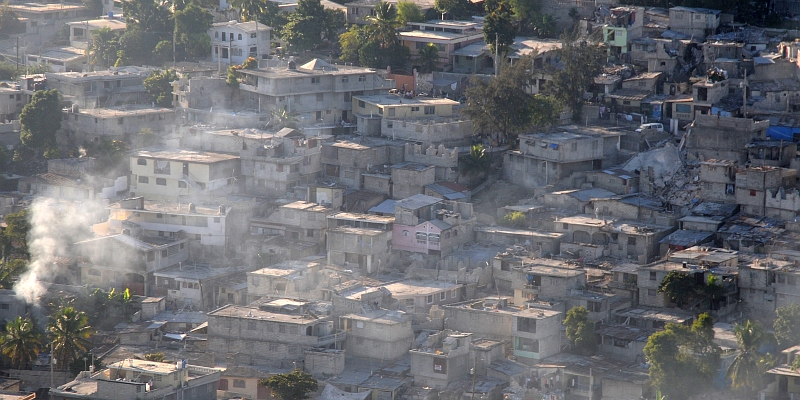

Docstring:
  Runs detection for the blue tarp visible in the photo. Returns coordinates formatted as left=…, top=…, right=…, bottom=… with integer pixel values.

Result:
left=766, top=126, right=800, bottom=141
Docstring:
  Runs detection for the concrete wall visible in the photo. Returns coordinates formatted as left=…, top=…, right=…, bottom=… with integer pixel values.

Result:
left=392, top=165, right=436, bottom=200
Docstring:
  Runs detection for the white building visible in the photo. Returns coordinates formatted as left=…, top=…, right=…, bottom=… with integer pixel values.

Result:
left=209, top=21, right=271, bottom=66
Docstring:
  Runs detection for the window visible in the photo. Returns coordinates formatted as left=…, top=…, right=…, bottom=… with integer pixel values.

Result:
left=118, top=117, right=123, bottom=125
left=518, top=317, right=537, bottom=333
left=251, top=33, right=257, bottom=38
left=238, top=33, right=242, bottom=40
left=138, top=176, right=149, bottom=184
left=650, top=271, right=657, bottom=281
left=750, top=190, right=757, bottom=196
left=388, top=108, right=395, bottom=117
left=424, top=106, right=435, bottom=115
left=451, top=289, right=458, bottom=298
left=179, top=181, right=187, bottom=188
left=411, top=106, right=419, bottom=112
left=358, top=75, right=366, bottom=82
left=587, top=301, right=602, bottom=312
left=627, top=237, right=636, bottom=245
left=156, top=178, right=167, bottom=186
left=403, top=230, right=409, bottom=236
left=137, top=158, right=147, bottom=166
left=215, top=31, right=219, bottom=38
left=358, top=100, right=365, bottom=108
left=622, top=100, right=631, bottom=105
left=162, top=250, right=168, bottom=257
left=311, top=77, right=320, bottom=84
left=516, top=337, right=539, bottom=353
left=440, top=292, right=446, bottom=300
left=233, top=380, right=246, bottom=388
left=342, top=77, right=349, bottom=83
left=422, top=355, right=447, bottom=376
left=269, top=343, right=278, bottom=351
left=426, top=295, right=434, bottom=304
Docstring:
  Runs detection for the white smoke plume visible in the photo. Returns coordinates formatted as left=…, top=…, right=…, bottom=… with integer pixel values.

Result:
left=15, top=197, right=103, bottom=305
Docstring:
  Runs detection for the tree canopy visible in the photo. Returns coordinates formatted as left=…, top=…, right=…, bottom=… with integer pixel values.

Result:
left=774, top=304, right=800, bottom=348
left=464, top=54, right=560, bottom=143
left=563, top=306, right=597, bottom=356
left=643, top=314, right=720, bottom=400
left=143, top=69, right=179, bottom=108
left=657, top=270, right=696, bottom=307
left=0, top=317, right=42, bottom=369
left=727, top=320, right=771, bottom=398
left=20, top=89, right=62, bottom=150
left=483, top=0, right=517, bottom=58
left=544, top=30, right=605, bottom=121
left=282, top=0, right=342, bottom=52
left=259, top=369, right=318, bottom=400
left=397, top=0, right=425, bottom=25
left=174, top=3, right=214, bottom=60
left=48, top=307, right=93, bottom=371
left=123, top=0, right=174, bottom=34
left=338, top=6, right=409, bottom=69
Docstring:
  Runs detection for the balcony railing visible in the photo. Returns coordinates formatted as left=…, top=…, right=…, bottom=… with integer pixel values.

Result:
left=316, top=331, right=346, bottom=346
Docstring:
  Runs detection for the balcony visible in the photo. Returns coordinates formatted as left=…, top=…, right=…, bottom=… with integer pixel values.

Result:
left=609, top=281, right=638, bottom=290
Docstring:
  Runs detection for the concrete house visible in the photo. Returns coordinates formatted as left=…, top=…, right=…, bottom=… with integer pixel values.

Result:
left=511, top=261, right=586, bottom=305
left=668, top=7, right=720, bottom=40
left=246, top=260, right=325, bottom=301
left=585, top=168, right=640, bottom=195
left=207, top=299, right=344, bottom=365
left=340, top=309, right=414, bottom=361
left=505, top=127, right=623, bottom=188
left=601, top=7, right=644, bottom=62
left=685, top=115, right=769, bottom=165
left=382, top=280, right=462, bottom=315
left=27, top=47, right=86, bottom=73
left=596, top=324, right=654, bottom=364
left=129, top=149, right=241, bottom=201
left=763, top=346, right=800, bottom=400
left=236, top=59, right=395, bottom=127
left=735, top=166, right=796, bottom=217
left=254, top=201, right=334, bottom=247
left=66, top=18, right=126, bottom=49
left=474, top=226, right=563, bottom=255
left=75, top=233, right=188, bottom=296
left=441, top=299, right=565, bottom=363
left=392, top=194, right=476, bottom=256
left=698, top=159, right=737, bottom=203
left=153, top=264, right=248, bottom=311
left=409, top=330, right=472, bottom=390
left=326, top=212, right=394, bottom=274
left=399, top=20, right=485, bottom=70
left=46, top=67, right=154, bottom=109
left=320, top=140, right=398, bottom=188
left=353, top=94, right=460, bottom=139
left=101, top=197, right=234, bottom=254
left=209, top=21, right=271, bottom=65
left=621, top=72, right=663, bottom=94
left=390, top=163, right=436, bottom=200
left=50, top=359, right=221, bottom=400
left=61, top=105, right=175, bottom=145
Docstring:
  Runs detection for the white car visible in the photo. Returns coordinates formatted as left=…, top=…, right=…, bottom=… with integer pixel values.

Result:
left=635, top=123, right=664, bottom=133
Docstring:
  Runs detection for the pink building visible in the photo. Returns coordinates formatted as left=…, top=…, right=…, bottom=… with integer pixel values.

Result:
left=390, top=194, right=476, bottom=256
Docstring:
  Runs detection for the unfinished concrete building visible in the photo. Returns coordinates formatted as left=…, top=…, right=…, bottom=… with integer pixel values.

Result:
left=698, top=159, right=738, bottom=203
left=504, top=127, right=623, bottom=189
left=686, top=115, right=769, bottom=164
left=340, top=309, right=413, bottom=361
left=207, top=299, right=344, bottom=366
left=409, top=331, right=472, bottom=390
left=735, top=166, right=797, bottom=217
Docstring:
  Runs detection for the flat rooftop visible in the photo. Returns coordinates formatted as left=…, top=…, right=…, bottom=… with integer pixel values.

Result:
left=67, top=18, right=126, bottom=30
left=133, top=149, right=240, bottom=163
left=354, top=94, right=459, bottom=106
left=474, top=225, right=563, bottom=238
left=329, top=226, right=386, bottom=236
left=382, top=280, right=461, bottom=297
left=208, top=304, right=321, bottom=323
left=110, top=199, right=229, bottom=216
left=10, top=3, right=85, bottom=12
left=108, top=359, right=179, bottom=374
left=281, top=201, right=331, bottom=212
left=153, top=264, right=247, bottom=281
left=329, top=212, right=395, bottom=223
left=78, top=105, right=173, bottom=118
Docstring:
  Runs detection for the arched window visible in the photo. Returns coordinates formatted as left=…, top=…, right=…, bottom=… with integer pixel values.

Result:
left=238, top=33, right=243, bottom=40
left=137, top=158, right=147, bottom=165
left=403, top=230, right=409, bottom=236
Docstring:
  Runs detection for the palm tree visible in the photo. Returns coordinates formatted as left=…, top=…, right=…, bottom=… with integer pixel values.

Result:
left=48, top=307, right=92, bottom=371
left=460, top=144, right=492, bottom=180
left=418, top=43, right=439, bottom=73
left=0, top=317, right=42, bottom=369
left=369, top=2, right=399, bottom=49
left=727, top=320, right=768, bottom=397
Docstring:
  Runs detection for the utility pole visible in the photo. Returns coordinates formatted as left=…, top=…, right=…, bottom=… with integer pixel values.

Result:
left=173, top=24, right=177, bottom=69
left=470, top=357, right=477, bottom=400
left=15, top=37, right=18, bottom=77
left=494, top=32, right=499, bottom=77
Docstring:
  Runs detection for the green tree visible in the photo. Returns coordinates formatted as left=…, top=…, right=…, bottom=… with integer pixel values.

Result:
left=20, top=89, right=61, bottom=150
left=774, top=304, right=800, bottom=348
left=727, top=320, right=769, bottom=398
left=83, top=0, right=104, bottom=17
left=119, top=30, right=162, bottom=65
left=464, top=54, right=559, bottom=142
left=563, top=306, right=597, bottom=356
left=230, top=0, right=266, bottom=22
left=174, top=2, right=214, bottom=60
left=90, top=27, right=120, bottom=69
left=323, top=9, right=345, bottom=43
left=643, top=317, right=720, bottom=400
left=529, top=13, right=558, bottom=38
left=370, top=2, right=399, bottom=47
left=48, top=307, right=93, bottom=371
left=418, top=43, right=439, bottom=72
left=544, top=30, right=605, bottom=121
left=657, top=270, right=695, bottom=307
left=84, top=139, right=130, bottom=176
left=152, top=40, right=174, bottom=64
left=123, top=0, right=174, bottom=34
left=483, top=0, right=517, bottom=59
left=0, top=317, right=42, bottom=369
left=1, top=209, right=30, bottom=259
left=397, top=0, right=425, bottom=25
left=259, top=369, right=318, bottom=400
left=143, top=69, right=178, bottom=108
left=460, top=144, right=491, bottom=180
left=144, top=352, right=166, bottom=362
left=258, top=0, right=286, bottom=34
left=338, top=25, right=365, bottom=64
left=434, top=0, right=471, bottom=19
left=704, top=274, right=726, bottom=311
left=499, top=211, right=526, bottom=227
left=0, top=5, right=22, bottom=35
left=282, top=0, right=329, bottom=51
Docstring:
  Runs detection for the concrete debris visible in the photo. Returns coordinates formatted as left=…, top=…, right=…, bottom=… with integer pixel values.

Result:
left=623, top=142, right=683, bottom=189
